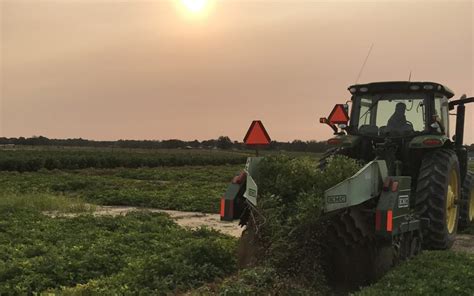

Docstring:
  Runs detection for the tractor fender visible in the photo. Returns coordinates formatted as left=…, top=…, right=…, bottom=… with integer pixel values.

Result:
left=327, top=135, right=361, bottom=148
left=408, top=135, right=450, bottom=149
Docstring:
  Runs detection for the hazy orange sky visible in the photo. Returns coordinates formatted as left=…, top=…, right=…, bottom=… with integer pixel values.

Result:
left=1, top=0, right=473, bottom=143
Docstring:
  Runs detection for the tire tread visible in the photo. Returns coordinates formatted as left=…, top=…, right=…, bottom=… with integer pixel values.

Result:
left=415, top=149, right=460, bottom=250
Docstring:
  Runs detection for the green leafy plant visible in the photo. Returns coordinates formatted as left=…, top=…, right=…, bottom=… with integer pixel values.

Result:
left=356, top=251, right=474, bottom=296
left=193, top=266, right=323, bottom=296
left=0, top=207, right=237, bottom=295
left=0, top=165, right=241, bottom=213
left=0, top=149, right=248, bottom=172
left=215, top=155, right=362, bottom=294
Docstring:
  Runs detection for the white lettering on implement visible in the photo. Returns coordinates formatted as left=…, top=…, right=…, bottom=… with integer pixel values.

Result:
left=327, top=195, right=347, bottom=204
left=398, top=195, right=409, bottom=208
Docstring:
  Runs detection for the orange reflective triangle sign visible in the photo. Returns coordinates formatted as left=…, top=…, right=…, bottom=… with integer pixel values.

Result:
left=328, top=104, right=349, bottom=124
left=243, top=120, right=271, bottom=145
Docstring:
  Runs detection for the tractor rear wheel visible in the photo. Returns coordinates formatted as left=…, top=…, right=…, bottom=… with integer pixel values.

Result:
left=459, top=172, right=474, bottom=229
left=415, top=149, right=461, bottom=250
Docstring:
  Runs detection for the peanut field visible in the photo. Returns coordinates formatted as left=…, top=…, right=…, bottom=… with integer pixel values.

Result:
left=0, top=148, right=472, bottom=295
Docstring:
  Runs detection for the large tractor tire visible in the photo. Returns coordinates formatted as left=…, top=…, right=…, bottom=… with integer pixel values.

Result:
left=415, top=149, right=461, bottom=250
left=459, top=172, right=474, bottom=229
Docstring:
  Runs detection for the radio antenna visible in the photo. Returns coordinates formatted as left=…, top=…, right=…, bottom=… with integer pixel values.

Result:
left=355, top=43, right=374, bottom=84
left=408, top=70, right=412, bottom=81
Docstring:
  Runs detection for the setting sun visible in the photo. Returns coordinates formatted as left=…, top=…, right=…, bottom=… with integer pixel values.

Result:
left=180, top=0, right=209, bottom=14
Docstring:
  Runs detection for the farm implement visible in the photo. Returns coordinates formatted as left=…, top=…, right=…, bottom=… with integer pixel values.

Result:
left=220, top=81, right=474, bottom=287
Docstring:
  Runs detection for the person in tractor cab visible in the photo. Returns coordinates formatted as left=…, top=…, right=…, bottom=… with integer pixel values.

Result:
left=387, top=102, right=412, bottom=132
left=431, top=111, right=445, bottom=134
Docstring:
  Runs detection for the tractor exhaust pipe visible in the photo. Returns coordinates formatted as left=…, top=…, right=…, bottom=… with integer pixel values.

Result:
left=449, top=94, right=474, bottom=179
left=450, top=94, right=474, bottom=149
left=455, top=99, right=465, bottom=149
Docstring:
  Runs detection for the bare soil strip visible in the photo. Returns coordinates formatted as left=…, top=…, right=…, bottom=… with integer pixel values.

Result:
left=45, top=206, right=243, bottom=237
left=452, top=234, right=474, bottom=254
left=44, top=206, right=474, bottom=251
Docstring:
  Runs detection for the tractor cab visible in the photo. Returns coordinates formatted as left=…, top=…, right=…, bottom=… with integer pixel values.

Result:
left=347, top=81, right=454, bottom=139
left=321, top=81, right=454, bottom=140
left=320, top=81, right=471, bottom=176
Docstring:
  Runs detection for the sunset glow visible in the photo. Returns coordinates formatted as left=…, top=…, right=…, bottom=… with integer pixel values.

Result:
left=180, top=0, right=210, bottom=14
left=2, top=1, right=473, bottom=142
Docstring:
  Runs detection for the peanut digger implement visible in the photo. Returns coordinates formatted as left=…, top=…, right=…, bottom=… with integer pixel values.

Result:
left=221, top=81, right=474, bottom=288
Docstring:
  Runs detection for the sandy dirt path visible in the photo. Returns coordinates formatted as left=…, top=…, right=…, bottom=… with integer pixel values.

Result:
left=45, top=205, right=474, bottom=251
left=452, top=234, right=474, bottom=254
left=46, top=205, right=243, bottom=237
left=95, top=206, right=244, bottom=237
left=92, top=208, right=474, bottom=252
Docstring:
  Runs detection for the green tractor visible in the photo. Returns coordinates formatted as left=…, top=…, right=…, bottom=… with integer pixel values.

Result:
left=221, top=81, right=474, bottom=287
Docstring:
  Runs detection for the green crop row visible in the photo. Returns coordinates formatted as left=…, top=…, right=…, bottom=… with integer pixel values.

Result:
left=192, top=250, right=474, bottom=296
left=356, top=251, right=474, bottom=296
left=0, top=203, right=237, bottom=295
left=191, top=266, right=325, bottom=295
left=0, top=148, right=248, bottom=172
left=0, top=165, right=241, bottom=213
left=463, top=224, right=474, bottom=235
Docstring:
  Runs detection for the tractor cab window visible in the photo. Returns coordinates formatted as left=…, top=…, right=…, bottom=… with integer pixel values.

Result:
left=358, top=98, right=372, bottom=126
left=354, top=93, right=428, bottom=137
left=434, top=95, right=449, bottom=136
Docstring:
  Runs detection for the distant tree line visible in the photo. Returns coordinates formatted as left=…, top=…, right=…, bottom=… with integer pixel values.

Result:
left=1, top=136, right=472, bottom=153
left=0, top=136, right=337, bottom=153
